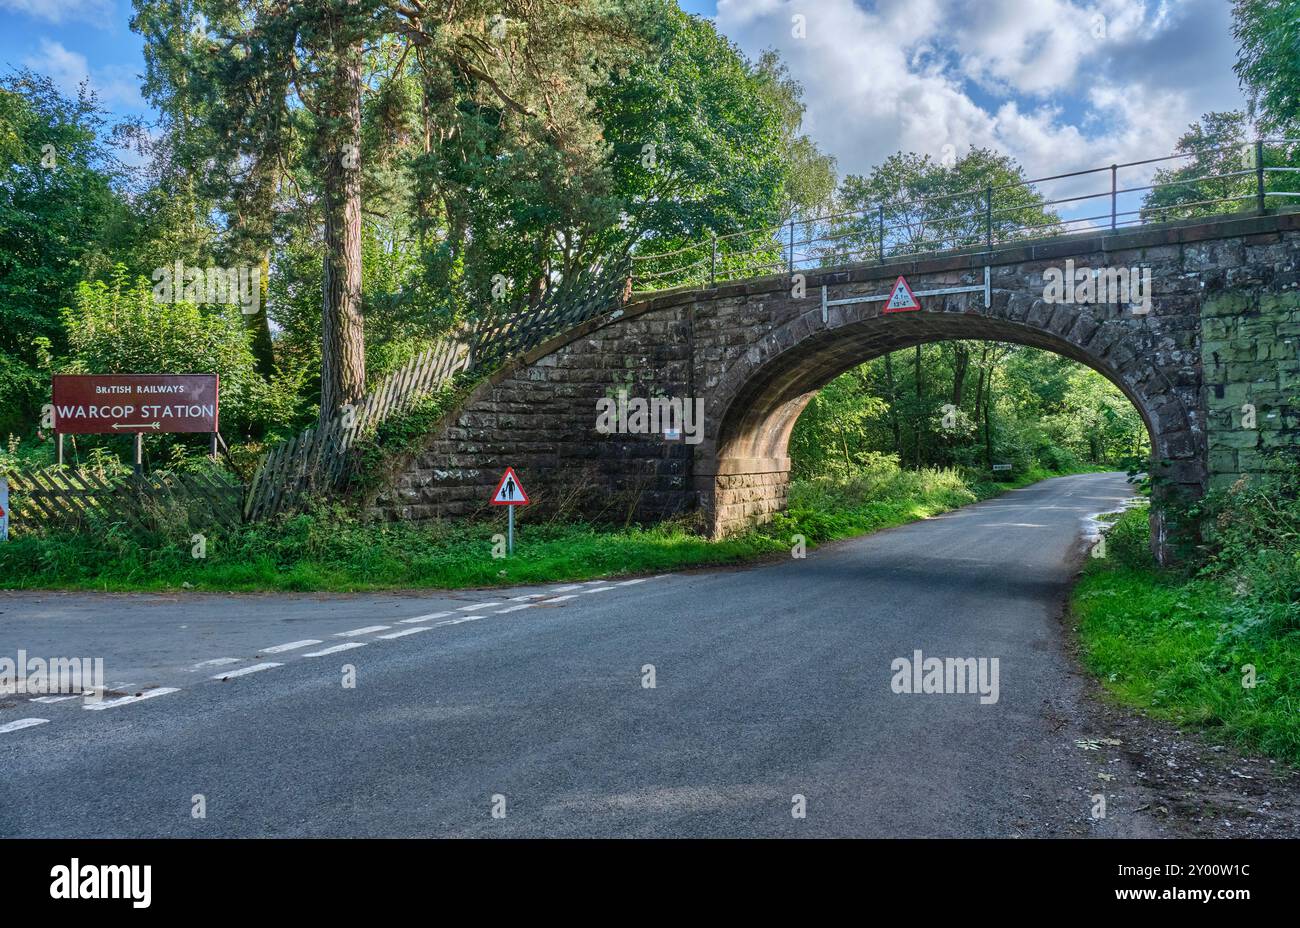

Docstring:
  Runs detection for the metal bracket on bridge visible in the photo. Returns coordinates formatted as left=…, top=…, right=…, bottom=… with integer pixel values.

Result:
left=821, top=266, right=991, bottom=323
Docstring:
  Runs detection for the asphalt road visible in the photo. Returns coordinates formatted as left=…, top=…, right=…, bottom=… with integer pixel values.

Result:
left=0, top=473, right=1157, bottom=838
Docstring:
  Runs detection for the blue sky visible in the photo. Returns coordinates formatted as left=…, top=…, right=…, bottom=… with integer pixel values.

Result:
left=3, top=0, right=1247, bottom=206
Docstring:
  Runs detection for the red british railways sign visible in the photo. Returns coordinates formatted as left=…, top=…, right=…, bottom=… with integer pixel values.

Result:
left=52, top=374, right=220, bottom=434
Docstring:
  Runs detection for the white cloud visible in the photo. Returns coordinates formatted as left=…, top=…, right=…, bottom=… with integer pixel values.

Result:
left=0, top=0, right=113, bottom=25
left=23, top=38, right=143, bottom=108
left=713, top=0, right=1245, bottom=202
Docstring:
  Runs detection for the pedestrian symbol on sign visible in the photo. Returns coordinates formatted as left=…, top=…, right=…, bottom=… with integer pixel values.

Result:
left=490, top=467, right=529, bottom=556
left=491, top=467, right=530, bottom=506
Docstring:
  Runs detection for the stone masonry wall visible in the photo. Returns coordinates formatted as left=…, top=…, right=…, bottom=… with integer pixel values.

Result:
left=1203, top=290, right=1300, bottom=489
left=368, top=211, right=1300, bottom=549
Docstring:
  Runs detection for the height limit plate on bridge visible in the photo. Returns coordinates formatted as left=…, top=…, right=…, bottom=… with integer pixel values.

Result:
left=884, top=276, right=921, bottom=313
left=491, top=467, right=530, bottom=506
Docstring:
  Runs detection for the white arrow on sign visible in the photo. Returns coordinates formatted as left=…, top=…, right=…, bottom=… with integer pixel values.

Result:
left=111, top=422, right=161, bottom=431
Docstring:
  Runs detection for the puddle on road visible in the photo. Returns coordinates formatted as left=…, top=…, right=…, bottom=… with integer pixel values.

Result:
left=1080, top=496, right=1145, bottom=545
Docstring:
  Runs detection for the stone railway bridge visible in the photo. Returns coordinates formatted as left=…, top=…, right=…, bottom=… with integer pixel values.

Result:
left=370, top=210, right=1300, bottom=558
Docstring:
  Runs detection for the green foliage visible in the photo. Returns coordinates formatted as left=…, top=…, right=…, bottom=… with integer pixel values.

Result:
left=604, top=4, right=800, bottom=286
left=0, top=72, right=140, bottom=437
left=60, top=267, right=263, bottom=439
left=1142, top=111, right=1299, bottom=221
left=1078, top=456, right=1300, bottom=764
left=788, top=342, right=1148, bottom=480
left=1189, top=457, right=1300, bottom=644
left=1233, top=0, right=1300, bottom=135
left=0, top=455, right=1057, bottom=593
left=828, top=148, right=1060, bottom=262
left=350, top=384, right=463, bottom=490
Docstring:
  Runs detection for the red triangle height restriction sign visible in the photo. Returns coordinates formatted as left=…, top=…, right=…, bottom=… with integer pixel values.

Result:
left=884, top=275, right=921, bottom=313
left=491, top=467, right=530, bottom=505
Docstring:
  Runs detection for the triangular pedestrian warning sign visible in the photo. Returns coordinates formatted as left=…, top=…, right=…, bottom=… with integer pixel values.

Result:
left=884, top=275, right=921, bottom=313
left=491, top=467, right=530, bottom=505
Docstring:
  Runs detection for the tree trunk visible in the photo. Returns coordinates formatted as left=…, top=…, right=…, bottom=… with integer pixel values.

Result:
left=244, top=250, right=275, bottom=381
left=983, top=366, right=994, bottom=468
left=318, top=5, right=366, bottom=426
left=883, top=351, right=902, bottom=456
left=914, top=345, right=923, bottom=467
left=950, top=343, right=969, bottom=407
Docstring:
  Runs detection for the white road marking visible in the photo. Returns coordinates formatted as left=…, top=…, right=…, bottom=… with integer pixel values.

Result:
left=457, top=602, right=501, bottom=611
left=84, top=688, right=181, bottom=711
left=582, top=586, right=615, bottom=594
left=431, top=616, right=483, bottom=628
left=212, top=662, right=282, bottom=680
left=549, top=584, right=584, bottom=593
left=190, top=658, right=241, bottom=670
left=507, top=594, right=548, bottom=601
left=617, top=577, right=649, bottom=586
left=542, top=594, right=578, bottom=603
left=30, top=695, right=81, bottom=703
left=304, top=642, right=366, bottom=657
left=334, top=625, right=390, bottom=637
left=495, top=604, right=533, bottom=614
left=0, top=718, right=50, bottom=733
left=399, top=612, right=452, bottom=624
left=376, top=627, right=432, bottom=640
left=262, top=639, right=323, bottom=654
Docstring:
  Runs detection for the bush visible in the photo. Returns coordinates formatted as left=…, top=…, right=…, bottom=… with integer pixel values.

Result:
left=1104, top=505, right=1155, bottom=569
left=61, top=266, right=263, bottom=439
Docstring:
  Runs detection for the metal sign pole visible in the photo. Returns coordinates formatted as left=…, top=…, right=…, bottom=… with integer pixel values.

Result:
left=134, top=432, right=143, bottom=476
left=507, top=504, right=514, bottom=556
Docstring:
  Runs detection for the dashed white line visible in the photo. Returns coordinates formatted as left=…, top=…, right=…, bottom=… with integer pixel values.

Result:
left=191, top=658, right=241, bottom=670
left=457, top=602, right=502, bottom=612
left=582, top=586, right=615, bottom=594
left=495, top=604, right=534, bottom=614
left=30, top=695, right=82, bottom=703
left=304, top=642, right=366, bottom=657
left=334, top=625, right=390, bottom=637
left=542, top=594, right=578, bottom=603
left=617, top=577, right=649, bottom=586
left=0, top=718, right=50, bottom=733
left=549, top=584, right=583, bottom=592
left=398, top=612, right=452, bottom=624
left=430, top=616, right=483, bottom=628
left=262, top=639, right=323, bottom=654
left=85, top=688, right=181, bottom=711
left=212, top=662, right=282, bottom=680
left=376, top=627, right=432, bottom=640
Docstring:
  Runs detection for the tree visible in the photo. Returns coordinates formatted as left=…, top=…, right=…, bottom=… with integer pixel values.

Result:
left=604, top=5, right=819, bottom=286
left=827, top=148, right=1059, bottom=265
left=1141, top=111, right=1298, bottom=221
left=1234, top=0, right=1300, bottom=135
left=0, top=72, right=140, bottom=438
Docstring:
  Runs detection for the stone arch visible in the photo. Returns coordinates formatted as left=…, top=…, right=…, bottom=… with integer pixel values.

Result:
left=695, top=292, right=1198, bottom=559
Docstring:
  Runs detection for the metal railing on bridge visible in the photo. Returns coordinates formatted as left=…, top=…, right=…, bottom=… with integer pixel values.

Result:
left=630, top=139, right=1300, bottom=292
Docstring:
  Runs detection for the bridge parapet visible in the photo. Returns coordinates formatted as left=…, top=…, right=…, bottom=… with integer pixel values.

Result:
left=369, top=210, right=1300, bottom=563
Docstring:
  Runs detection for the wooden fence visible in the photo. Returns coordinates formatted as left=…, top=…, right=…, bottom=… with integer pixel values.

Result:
left=243, top=338, right=469, bottom=521
left=3, top=466, right=243, bottom=536
left=467, top=257, right=631, bottom=369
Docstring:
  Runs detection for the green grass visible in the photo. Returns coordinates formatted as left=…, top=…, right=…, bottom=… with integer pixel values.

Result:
left=0, top=464, right=1082, bottom=594
left=1074, top=506, right=1300, bottom=764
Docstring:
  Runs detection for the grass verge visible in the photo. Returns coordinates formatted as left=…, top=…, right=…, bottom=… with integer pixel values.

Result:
left=1074, top=505, right=1300, bottom=765
left=0, top=464, right=1087, bottom=594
